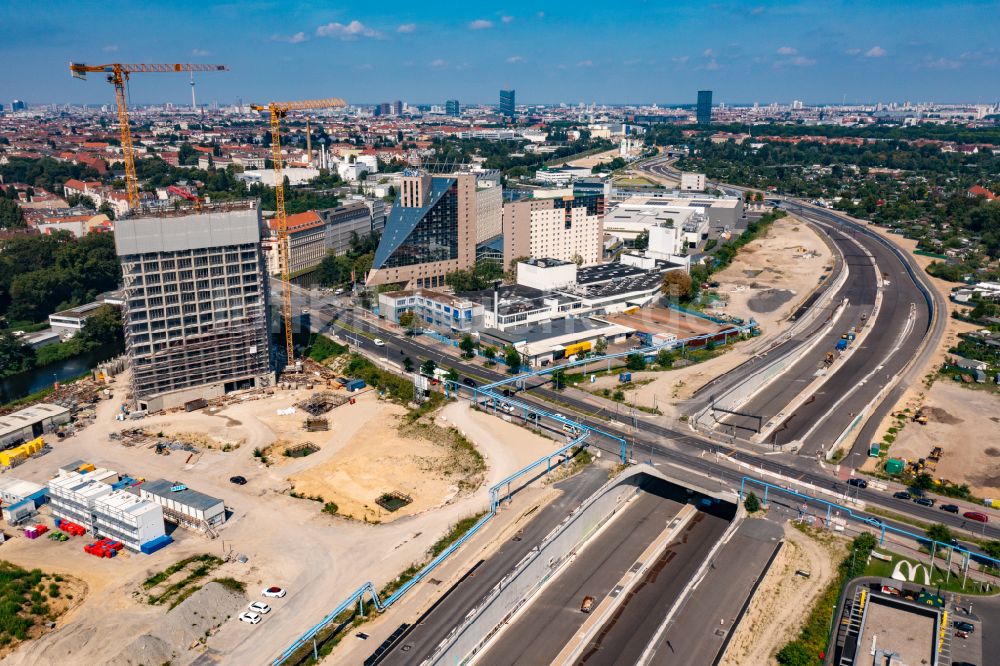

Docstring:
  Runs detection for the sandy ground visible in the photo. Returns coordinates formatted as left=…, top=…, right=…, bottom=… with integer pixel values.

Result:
left=588, top=215, right=831, bottom=411
left=564, top=148, right=621, bottom=168
left=0, top=374, right=556, bottom=666
left=877, top=380, right=1000, bottom=497
left=719, top=521, right=845, bottom=666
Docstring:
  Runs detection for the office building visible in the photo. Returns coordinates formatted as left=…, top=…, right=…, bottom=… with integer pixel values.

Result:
left=139, top=479, right=226, bottom=531
left=318, top=201, right=379, bottom=256
left=115, top=202, right=275, bottom=411
left=366, top=172, right=478, bottom=288
left=475, top=170, right=503, bottom=244
left=446, top=99, right=461, bottom=116
left=697, top=90, right=713, bottom=124
left=499, top=89, right=516, bottom=117
left=378, top=289, right=484, bottom=334
left=502, top=194, right=604, bottom=267
left=265, top=211, right=327, bottom=276
left=92, top=490, right=167, bottom=552
left=11, top=100, right=26, bottom=112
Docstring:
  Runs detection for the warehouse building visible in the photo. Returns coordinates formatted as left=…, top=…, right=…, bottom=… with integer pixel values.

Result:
left=139, top=479, right=226, bottom=531
left=0, top=404, right=70, bottom=448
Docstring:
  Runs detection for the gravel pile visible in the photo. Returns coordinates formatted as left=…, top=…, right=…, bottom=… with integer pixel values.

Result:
left=747, top=288, right=795, bottom=314
left=111, top=582, right=246, bottom=665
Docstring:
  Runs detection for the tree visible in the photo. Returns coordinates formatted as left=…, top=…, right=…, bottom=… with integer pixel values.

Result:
left=743, top=491, right=761, bottom=513
left=594, top=336, right=608, bottom=355
left=97, top=202, right=116, bottom=220
left=910, top=473, right=935, bottom=491
left=551, top=368, right=566, bottom=390
left=0, top=330, right=36, bottom=377
left=403, top=356, right=414, bottom=373
left=445, top=367, right=459, bottom=383
left=459, top=334, right=476, bottom=358
left=504, top=346, right=521, bottom=373
left=775, top=641, right=814, bottom=666
left=398, top=310, right=417, bottom=334
left=78, top=304, right=123, bottom=346
left=656, top=348, right=675, bottom=368
left=483, top=346, right=497, bottom=366
left=661, top=271, right=693, bottom=300
left=0, top=198, right=25, bottom=229
left=626, top=353, right=646, bottom=371
left=420, top=359, right=437, bottom=377
left=633, top=229, right=649, bottom=250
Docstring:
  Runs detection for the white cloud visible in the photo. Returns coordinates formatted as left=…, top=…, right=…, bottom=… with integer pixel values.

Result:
left=705, top=59, right=721, bottom=70
left=429, top=58, right=447, bottom=68
left=865, top=45, right=887, bottom=57
left=469, top=19, right=493, bottom=30
left=396, top=23, right=416, bottom=34
left=623, top=58, right=642, bottom=66
left=316, top=20, right=381, bottom=40
left=102, top=44, right=119, bottom=53
left=925, top=57, right=960, bottom=70
left=506, top=55, right=525, bottom=64
left=790, top=55, right=815, bottom=66
left=845, top=48, right=861, bottom=55
left=537, top=11, right=545, bottom=18
left=501, top=15, right=514, bottom=24
left=577, top=59, right=593, bottom=67
left=750, top=6, right=766, bottom=15
left=270, top=31, right=307, bottom=43
left=672, top=55, right=690, bottom=64
left=703, top=48, right=715, bottom=57
left=777, top=46, right=796, bottom=55
left=191, top=48, right=211, bottom=57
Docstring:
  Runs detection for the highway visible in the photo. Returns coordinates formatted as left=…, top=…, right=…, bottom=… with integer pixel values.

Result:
left=478, top=487, right=685, bottom=666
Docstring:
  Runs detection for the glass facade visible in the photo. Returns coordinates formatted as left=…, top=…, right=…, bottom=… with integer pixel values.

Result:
left=697, top=90, right=713, bottom=125
left=499, top=89, right=516, bottom=117
left=379, top=180, right=460, bottom=269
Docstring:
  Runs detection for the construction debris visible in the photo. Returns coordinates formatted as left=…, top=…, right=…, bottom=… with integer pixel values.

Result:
left=296, top=392, right=350, bottom=416
left=304, top=417, right=329, bottom=432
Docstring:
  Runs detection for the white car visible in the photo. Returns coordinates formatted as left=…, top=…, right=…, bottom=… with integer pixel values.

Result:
left=239, top=611, right=262, bottom=625
left=373, top=338, right=385, bottom=346
left=500, top=403, right=515, bottom=414
left=248, top=601, right=271, bottom=614
left=262, top=586, right=286, bottom=598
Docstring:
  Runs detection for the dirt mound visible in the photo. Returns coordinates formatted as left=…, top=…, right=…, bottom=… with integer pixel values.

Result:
left=111, top=582, right=246, bottom=665
left=922, top=406, right=963, bottom=425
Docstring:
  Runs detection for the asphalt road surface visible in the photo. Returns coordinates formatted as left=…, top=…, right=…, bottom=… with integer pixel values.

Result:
left=479, top=489, right=684, bottom=666
left=575, top=509, right=730, bottom=665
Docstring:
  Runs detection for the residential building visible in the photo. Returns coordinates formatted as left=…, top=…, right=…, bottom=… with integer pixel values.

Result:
left=446, top=99, right=461, bottom=116
left=502, top=194, right=604, bottom=267
left=697, top=90, right=713, bottom=124
left=378, top=289, right=484, bottom=334
left=680, top=172, right=707, bottom=191
left=114, top=202, right=274, bottom=411
left=499, top=89, right=516, bottom=117
left=366, top=172, right=478, bottom=288
left=264, top=211, right=326, bottom=276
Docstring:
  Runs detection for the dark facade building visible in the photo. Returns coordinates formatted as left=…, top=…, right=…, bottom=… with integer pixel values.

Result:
left=696, top=90, right=713, bottom=125
left=499, top=89, right=516, bottom=117
left=446, top=99, right=461, bottom=116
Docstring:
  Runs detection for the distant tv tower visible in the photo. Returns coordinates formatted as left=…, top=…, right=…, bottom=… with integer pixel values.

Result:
left=190, top=71, right=197, bottom=111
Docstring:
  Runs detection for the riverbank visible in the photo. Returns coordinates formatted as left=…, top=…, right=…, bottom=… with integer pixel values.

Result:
left=0, top=340, right=121, bottom=405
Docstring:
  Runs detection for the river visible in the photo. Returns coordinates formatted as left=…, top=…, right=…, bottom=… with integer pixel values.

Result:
left=0, top=341, right=123, bottom=405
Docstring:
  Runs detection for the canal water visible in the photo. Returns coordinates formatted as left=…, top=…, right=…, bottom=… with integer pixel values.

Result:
left=0, top=341, right=122, bottom=405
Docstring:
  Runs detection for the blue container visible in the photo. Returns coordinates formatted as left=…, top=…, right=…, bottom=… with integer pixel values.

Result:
left=140, top=534, right=174, bottom=555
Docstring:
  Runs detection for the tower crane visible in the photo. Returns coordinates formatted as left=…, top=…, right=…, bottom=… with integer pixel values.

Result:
left=69, top=62, right=228, bottom=209
left=250, top=98, right=347, bottom=366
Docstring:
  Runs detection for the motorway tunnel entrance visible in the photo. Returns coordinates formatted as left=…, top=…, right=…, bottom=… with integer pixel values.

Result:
left=637, top=473, right=737, bottom=522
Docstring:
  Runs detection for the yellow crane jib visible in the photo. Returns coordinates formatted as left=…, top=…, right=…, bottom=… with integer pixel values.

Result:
left=68, top=62, right=228, bottom=209
left=248, top=98, right=347, bottom=367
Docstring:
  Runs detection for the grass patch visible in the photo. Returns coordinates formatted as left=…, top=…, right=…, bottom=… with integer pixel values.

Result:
left=307, top=334, right=348, bottom=363
left=429, top=512, right=488, bottom=557
left=144, top=554, right=224, bottom=607
left=0, top=562, right=67, bottom=647
left=211, top=577, right=246, bottom=594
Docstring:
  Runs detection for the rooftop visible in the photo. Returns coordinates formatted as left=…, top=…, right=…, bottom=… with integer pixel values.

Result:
left=141, top=479, right=226, bottom=511
left=0, top=403, right=70, bottom=439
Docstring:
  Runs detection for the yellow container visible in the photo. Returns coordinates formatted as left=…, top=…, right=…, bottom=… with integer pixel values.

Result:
left=77, top=463, right=95, bottom=473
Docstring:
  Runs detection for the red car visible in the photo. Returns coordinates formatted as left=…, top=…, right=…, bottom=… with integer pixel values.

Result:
left=963, top=511, right=989, bottom=523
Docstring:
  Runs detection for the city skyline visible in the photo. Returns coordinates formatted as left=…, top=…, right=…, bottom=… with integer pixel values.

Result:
left=2, top=0, right=998, bottom=106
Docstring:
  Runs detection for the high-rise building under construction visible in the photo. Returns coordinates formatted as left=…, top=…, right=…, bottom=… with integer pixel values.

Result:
left=114, top=202, right=274, bottom=411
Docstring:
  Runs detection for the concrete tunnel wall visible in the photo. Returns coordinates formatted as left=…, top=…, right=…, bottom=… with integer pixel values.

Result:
left=429, top=464, right=738, bottom=665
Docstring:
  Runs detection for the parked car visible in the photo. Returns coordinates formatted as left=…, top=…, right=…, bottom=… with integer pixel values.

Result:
left=954, top=620, right=975, bottom=633
left=893, top=491, right=911, bottom=500
left=239, top=611, right=262, bottom=625
left=262, top=586, right=287, bottom=598
left=229, top=476, right=247, bottom=485
left=580, top=596, right=595, bottom=613
left=248, top=602, right=271, bottom=614
left=914, top=497, right=935, bottom=507
left=940, top=504, right=960, bottom=513
left=955, top=629, right=969, bottom=639
left=963, top=511, right=989, bottom=523
left=373, top=338, right=385, bottom=346
left=847, top=478, right=868, bottom=488
left=500, top=402, right=514, bottom=414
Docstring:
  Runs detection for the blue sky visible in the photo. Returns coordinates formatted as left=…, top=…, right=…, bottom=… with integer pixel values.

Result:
left=2, top=0, right=998, bottom=106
